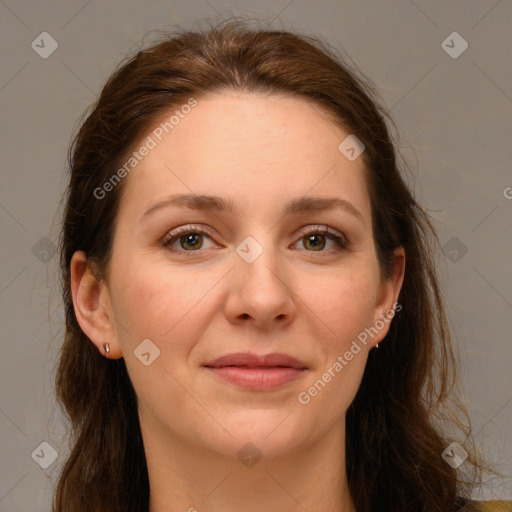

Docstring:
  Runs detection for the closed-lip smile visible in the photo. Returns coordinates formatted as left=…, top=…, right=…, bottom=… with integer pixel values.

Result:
left=203, top=352, right=308, bottom=390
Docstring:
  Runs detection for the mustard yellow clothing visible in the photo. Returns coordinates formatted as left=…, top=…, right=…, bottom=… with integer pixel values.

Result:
left=461, top=501, right=512, bottom=511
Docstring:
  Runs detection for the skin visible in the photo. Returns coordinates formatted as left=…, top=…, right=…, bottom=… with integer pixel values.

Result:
left=71, top=91, right=405, bottom=512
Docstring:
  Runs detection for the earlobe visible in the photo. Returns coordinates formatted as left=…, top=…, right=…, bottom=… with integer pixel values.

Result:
left=70, top=251, right=120, bottom=358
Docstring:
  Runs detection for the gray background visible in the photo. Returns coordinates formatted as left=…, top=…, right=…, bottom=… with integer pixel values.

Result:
left=0, top=0, right=511, bottom=509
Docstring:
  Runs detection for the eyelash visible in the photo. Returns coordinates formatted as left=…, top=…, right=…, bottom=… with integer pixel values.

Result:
left=161, top=224, right=350, bottom=257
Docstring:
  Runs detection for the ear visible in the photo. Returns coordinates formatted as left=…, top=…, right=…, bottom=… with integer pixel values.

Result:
left=370, top=247, right=405, bottom=348
left=70, top=251, right=122, bottom=359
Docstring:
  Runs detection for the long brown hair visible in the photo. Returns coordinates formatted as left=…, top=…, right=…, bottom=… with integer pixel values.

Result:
left=54, top=18, right=490, bottom=511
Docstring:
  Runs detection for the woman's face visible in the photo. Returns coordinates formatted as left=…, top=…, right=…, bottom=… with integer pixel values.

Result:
left=76, top=91, right=403, bottom=459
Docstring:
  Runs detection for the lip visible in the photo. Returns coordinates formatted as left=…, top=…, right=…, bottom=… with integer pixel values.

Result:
left=204, top=352, right=308, bottom=370
left=203, top=352, right=308, bottom=390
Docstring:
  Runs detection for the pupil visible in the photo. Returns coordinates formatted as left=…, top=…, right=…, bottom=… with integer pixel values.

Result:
left=309, top=235, right=319, bottom=246
left=307, top=234, right=325, bottom=250
left=182, top=233, right=201, bottom=249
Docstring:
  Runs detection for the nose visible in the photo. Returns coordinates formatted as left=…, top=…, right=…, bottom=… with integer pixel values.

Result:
left=223, top=236, right=296, bottom=330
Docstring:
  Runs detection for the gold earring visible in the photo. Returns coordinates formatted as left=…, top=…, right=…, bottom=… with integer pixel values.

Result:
left=104, top=343, right=110, bottom=358
left=376, top=343, right=379, bottom=349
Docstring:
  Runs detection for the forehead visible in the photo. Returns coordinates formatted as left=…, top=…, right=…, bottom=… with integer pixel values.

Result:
left=117, top=91, right=370, bottom=220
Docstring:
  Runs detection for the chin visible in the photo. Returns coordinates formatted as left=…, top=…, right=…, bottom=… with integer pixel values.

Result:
left=206, top=411, right=308, bottom=460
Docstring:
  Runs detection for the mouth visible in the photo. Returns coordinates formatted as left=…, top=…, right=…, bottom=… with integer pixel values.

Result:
left=202, top=352, right=308, bottom=390
left=203, top=352, right=308, bottom=370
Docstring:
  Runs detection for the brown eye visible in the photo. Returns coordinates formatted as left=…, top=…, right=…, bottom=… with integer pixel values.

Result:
left=294, top=226, right=349, bottom=253
left=303, top=234, right=326, bottom=251
left=178, top=233, right=203, bottom=250
left=162, top=225, right=217, bottom=256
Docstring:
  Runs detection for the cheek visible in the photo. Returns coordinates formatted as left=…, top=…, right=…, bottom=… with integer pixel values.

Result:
left=113, top=264, right=203, bottom=333
left=111, top=264, right=221, bottom=409
left=304, top=266, right=379, bottom=347
left=295, top=271, right=377, bottom=427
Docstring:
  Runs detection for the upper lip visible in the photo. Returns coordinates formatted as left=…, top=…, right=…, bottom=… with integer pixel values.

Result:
left=203, top=352, right=308, bottom=370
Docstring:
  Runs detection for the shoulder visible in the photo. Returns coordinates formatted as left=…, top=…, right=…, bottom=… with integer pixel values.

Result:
left=458, top=500, right=512, bottom=512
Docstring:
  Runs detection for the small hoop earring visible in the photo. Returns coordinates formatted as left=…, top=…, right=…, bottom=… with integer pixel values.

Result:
left=104, top=343, right=110, bottom=358
left=376, top=343, right=379, bottom=349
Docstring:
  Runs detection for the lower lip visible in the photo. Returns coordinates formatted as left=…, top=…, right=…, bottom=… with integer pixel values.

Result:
left=205, top=366, right=306, bottom=390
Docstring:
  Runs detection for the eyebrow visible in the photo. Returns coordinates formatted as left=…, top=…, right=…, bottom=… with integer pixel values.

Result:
left=141, top=193, right=365, bottom=224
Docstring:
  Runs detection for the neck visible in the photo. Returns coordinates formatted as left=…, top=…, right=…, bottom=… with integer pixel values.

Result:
left=143, top=412, right=356, bottom=512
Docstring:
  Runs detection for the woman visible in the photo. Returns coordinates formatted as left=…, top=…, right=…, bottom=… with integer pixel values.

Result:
left=54, top=19, right=509, bottom=512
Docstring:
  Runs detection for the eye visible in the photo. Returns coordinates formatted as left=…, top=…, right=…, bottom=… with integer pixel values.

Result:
left=292, top=225, right=349, bottom=253
left=162, top=224, right=350, bottom=257
left=162, top=224, right=217, bottom=256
